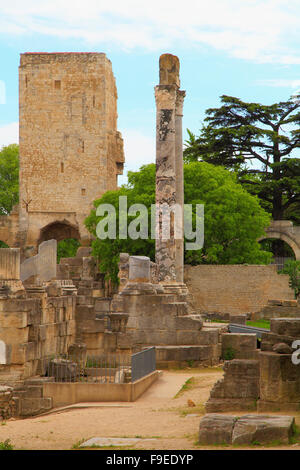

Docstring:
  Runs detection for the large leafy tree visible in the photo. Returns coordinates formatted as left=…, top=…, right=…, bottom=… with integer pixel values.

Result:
left=85, top=162, right=272, bottom=284
left=184, top=95, right=300, bottom=222
left=0, top=144, right=19, bottom=215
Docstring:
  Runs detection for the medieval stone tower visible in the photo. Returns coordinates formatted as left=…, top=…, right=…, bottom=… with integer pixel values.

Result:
left=18, top=52, right=124, bottom=252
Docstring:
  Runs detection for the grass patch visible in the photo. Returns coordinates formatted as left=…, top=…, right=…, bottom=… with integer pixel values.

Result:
left=0, top=439, right=14, bottom=450
left=173, top=377, right=195, bottom=398
left=207, top=319, right=229, bottom=324
left=246, top=319, right=270, bottom=329
left=72, top=438, right=88, bottom=449
left=289, top=423, right=300, bottom=444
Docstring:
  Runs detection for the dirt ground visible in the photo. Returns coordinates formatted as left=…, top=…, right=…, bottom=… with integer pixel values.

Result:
left=1, top=367, right=300, bottom=451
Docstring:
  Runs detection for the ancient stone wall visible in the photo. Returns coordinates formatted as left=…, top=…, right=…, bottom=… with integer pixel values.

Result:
left=18, top=52, right=124, bottom=250
left=184, top=264, right=294, bottom=315
left=0, top=292, right=76, bottom=384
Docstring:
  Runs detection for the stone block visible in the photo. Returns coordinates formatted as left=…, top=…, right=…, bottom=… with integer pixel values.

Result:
left=232, top=415, right=295, bottom=445
left=0, top=312, right=28, bottom=329
left=0, top=248, right=20, bottom=280
left=19, top=397, right=53, bottom=417
left=0, top=326, right=29, bottom=344
left=76, top=305, right=96, bottom=321
left=10, top=343, right=26, bottom=364
left=229, top=314, right=247, bottom=325
left=270, top=318, right=300, bottom=337
left=260, top=331, right=295, bottom=351
left=129, top=256, right=150, bottom=283
left=282, top=300, right=298, bottom=307
left=222, top=333, right=257, bottom=359
left=24, top=385, right=43, bottom=398
left=81, top=332, right=104, bottom=350
left=259, top=351, right=300, bottom=403
left=199, top=414, right=235, bottom=445
left=94, top=299, right=111, bottom=313
left=66, top=320, right=76, bottom=336
left=78, top=319, right=105, bottom=334
left=175, top=316, right=203, bottom=331
left=38, top=325, right=46, bottom=342
left=205, top=398, right=257, bottom=413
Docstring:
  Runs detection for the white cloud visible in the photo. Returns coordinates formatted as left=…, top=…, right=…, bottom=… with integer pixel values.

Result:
left=257, top=79, right=300, bottom=88
left=0, top=0, right=299, bottom=64
left=0, top=122, right=18, bottom=149
left=118, top=129, right=155, bottom=185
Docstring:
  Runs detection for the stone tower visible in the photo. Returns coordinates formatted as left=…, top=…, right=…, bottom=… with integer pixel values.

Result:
left=18, top=52, right=124, bottom=252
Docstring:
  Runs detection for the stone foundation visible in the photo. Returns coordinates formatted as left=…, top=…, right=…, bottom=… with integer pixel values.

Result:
left=205, top=360, right=260, bottom=412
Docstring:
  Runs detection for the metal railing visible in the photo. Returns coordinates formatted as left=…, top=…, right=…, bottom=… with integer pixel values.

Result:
left=131, top=347, right=156, bottom=382
left=45, top=353, right=131, bottom=383
left=271, top=256, right=294, bottom=271
left=229, top=323, right=269, bottom=339
left=44, top=347, right=156, bottom=384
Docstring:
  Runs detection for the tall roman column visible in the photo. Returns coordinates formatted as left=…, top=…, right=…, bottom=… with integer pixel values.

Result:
left=175, top=90, right=186, bottom=283
left=155, top=54, right=186, bottom=285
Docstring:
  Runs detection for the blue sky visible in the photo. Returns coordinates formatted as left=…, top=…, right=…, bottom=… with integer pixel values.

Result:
left=0, top=0, right=299, bottom=184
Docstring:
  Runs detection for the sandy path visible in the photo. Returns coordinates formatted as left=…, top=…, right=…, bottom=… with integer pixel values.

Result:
left=1, top=367, right=300, bottom=451
left=0, top=368, right=220, bottom=450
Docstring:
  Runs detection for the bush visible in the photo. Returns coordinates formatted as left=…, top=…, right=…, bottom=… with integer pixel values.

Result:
left=279, top=260, right=300, bottom=298
left=224, top=347, right=235, bottom=360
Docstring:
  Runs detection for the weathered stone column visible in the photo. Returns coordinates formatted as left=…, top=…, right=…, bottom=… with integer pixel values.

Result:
left=155, top=54, right=178, bottom=283
left=175, top=90, right=186, bottom=283
left=155, top=54, right=186, bottom=285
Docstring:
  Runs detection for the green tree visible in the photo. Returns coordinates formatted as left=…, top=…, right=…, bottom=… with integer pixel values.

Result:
left=0, top=144, right=19, bottom=215
left=279, top=260, right=300, bottom=298
left=85, top=162, right=272, bottom=284
left=57, top=238, right=81, bottom=264
left=184, top=95, right=300, bottom=222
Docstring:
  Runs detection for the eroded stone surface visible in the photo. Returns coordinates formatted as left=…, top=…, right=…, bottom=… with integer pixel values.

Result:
left=199, top=414, right=236, bottom=445
left=232, top=414, right=295, bottom=445
left=199, top=413, right=295, bottom=446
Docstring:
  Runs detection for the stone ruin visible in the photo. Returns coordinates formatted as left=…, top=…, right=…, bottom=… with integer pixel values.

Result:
left=0, top=52, right=299, bottom=442
left=206, top=318, right=300, bottom=413
left=0, top=53, right=226, bottom=420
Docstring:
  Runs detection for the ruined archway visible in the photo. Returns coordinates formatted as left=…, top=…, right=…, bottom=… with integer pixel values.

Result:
left=259, top=237, right=296, bottom=270
left=259, top=221, right=300, bottom=262
left=38, top=221, right=80, bottom=246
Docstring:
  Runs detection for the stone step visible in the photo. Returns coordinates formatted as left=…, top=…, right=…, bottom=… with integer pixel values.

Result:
left=18, top=397, right=53, bottom=417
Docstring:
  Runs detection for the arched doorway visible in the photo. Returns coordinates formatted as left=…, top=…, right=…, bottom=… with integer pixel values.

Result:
left=38, top=221, right=80, bottom=245
left=259, top=238, right=296, bottom=270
